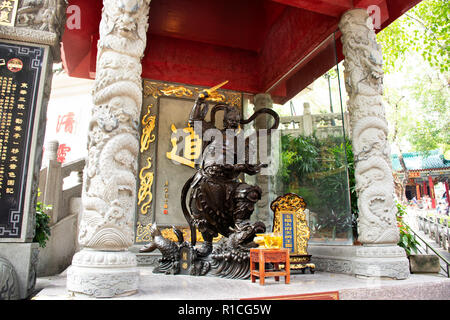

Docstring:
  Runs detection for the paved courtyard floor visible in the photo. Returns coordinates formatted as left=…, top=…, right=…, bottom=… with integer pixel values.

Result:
left=31, top=266, right=450, bottom=300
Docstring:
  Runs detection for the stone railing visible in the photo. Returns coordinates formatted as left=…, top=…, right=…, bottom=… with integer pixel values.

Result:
left=417, top=213, right=450, bottom=252
left=38, top=140, right=85, bottom=225
left=36, top=140, right=85, bottom=276
left=280, top=102, right=350, bottom=139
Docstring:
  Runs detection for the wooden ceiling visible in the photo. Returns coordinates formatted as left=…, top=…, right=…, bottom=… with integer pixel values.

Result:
left=61, top=0, right=421, bottom=104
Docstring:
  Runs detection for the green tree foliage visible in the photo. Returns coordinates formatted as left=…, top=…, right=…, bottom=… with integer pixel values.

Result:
left=280, top=134, right=354, bottom=238
left=280, top=134, right=320, bottom=184
left=34, top=191, right=51, bottom=248
left=408, top=73, right=450, bottom=154
left=377, top=0, right=449, bottom=74
left=396, top=202, right=420, bottom=255
left=377, top=0, right=449, bottom=155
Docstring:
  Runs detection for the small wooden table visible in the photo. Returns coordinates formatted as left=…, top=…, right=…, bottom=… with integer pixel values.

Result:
left=250, top=248, right=290, bottom=285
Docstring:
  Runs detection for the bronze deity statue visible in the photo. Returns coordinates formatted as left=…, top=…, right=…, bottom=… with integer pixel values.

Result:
left=181, top=84, right=279, bottom=259
left=141, top=82, right=280, bottom=279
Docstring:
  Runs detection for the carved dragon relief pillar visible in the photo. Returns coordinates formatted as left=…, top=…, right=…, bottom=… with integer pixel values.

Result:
left=67, top=0, right=151, bottom=297
left=339, top=9, right=409, bottom=279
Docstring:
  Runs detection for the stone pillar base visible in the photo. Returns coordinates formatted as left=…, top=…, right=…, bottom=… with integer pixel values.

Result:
left=67, top=249, right=139, bottom=298
left=310, top=245, right=410, bottom=280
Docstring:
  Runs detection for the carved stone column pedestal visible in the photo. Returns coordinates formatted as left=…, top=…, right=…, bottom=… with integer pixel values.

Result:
left=66, top=0, right=151, bottom=297
left=67, top=250, right=139, bottom=298
left=352, top=245, right=409, bottom=279
left=338, top=9, right=409, bottom=279
left=309, top=244, right=410, bottom=279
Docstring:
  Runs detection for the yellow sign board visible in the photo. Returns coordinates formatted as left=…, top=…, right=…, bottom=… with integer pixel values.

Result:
left=271, top=194, right=310, bottom=255
left=409, top=171, right=421, bottom=178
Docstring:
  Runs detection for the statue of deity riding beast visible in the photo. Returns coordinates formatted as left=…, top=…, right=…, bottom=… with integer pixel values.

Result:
left=140, top=82, right=279, bottom=278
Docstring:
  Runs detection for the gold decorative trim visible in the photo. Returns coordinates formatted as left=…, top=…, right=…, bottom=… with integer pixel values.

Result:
left=143, top=80, right=242, bottom=107
left=135, top=222, right=222, bottom=243
left=138, top=157, right=154, bottom=215
left=161, top=227, right=223, bottom=243
left=271, top=193, right=307, bottom=213
left=140, top=104, right=156, bottom=153
left=135, top=222, right=152, bottom=243
left=272, top=193, right=310, bottom=255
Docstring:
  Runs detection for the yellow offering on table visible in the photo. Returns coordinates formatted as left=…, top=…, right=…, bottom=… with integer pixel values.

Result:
left=254, top=234, right=266, bottom=248
left=254, top=233, right=282, bottom=249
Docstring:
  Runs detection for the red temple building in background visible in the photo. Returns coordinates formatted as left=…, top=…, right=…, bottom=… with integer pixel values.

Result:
left=392, top=150, right=450, bottom=209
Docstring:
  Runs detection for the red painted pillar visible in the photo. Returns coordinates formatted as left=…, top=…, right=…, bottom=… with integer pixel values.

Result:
left=423, top=181, right=428, bottom=196
left=445, top=181, right=449, bottom=206
left=416, top=184, right=421, bottom=200
left=428, top=175, right=436, bottom=209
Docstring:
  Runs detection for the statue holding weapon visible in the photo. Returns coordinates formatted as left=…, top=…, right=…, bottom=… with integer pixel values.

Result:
left=181, top=81, right=280, bottom=257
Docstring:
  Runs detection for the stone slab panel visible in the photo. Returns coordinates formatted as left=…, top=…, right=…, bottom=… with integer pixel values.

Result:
left=409, top=254, right=440, bottom=274
left=153, top=97, right=196, bottom=226
left=0, top=242, right=39, bottom=299
left=309, top=244, right=410, bottom=279
left=0, top=39, right=50, bottom=242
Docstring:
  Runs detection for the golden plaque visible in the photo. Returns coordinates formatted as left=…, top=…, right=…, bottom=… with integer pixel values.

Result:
left=271, top=193, right=315, bottom=273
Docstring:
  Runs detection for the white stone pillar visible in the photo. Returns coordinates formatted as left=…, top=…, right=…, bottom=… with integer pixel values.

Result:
left=44, top=140, right=59, bottom=163
left=42, top=140, right=62, bottom=224
left=67, top=0, right=151, bottom=297
left=302, top=102, right=313, bottom=136
left=253, top=93, right=274, bottom=230
left=339, top=9, right=409, bottom=279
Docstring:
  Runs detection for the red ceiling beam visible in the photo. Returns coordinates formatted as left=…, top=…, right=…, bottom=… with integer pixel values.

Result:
left=353, top=0, right=390, bottom=33
left=147, top=0, right=286, bottom=53
left=141, top=34, right=261, bottom=94
left=270, top=0, right=353, bottom=17
left=379, top=0, right=423, bottom=29
left=354, top=0, right=385, bottom=8
left=259, top=7, right=338, bottom=96
left=61, top=0, right=422, bottom=104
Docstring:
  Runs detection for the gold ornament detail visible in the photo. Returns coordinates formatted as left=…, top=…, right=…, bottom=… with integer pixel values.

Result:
left=140, top=104, right=156, bottom=153
left=143, top=80, right=241, bottom=107
left=204, top=90, right=226, bottom=104
left=160, top=227, right=222, bottom=243
left=271, top=193, right=310, bottom=255
left=144, top=81, right=195, bottom=99
left=135, top=222, right=152, bottom=243
left=135, top=223, right=222, bottom=243
left=271, top=193, right=307, bottom=213
left=161, top=85, right=194, bottom=98
left=138, top=157, right=154, bottom=215
left=227, top=93, right=242, bottom=107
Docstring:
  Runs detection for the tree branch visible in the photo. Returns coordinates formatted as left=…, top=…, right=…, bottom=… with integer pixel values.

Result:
left=405, top=13, right=446, bottom=51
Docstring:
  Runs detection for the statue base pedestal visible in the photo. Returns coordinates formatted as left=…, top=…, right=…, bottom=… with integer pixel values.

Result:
left=310, top=244, right=410, bottom=280
left=66, top=249, right=139, bottom=298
